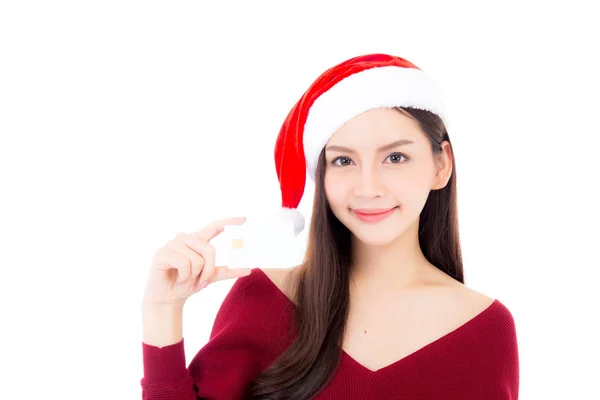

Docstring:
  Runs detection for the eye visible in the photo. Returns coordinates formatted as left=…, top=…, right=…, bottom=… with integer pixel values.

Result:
left=386, top=152, right=408, bottom=164
left=331, top=153, right=409, bottom=167
left=331, top=156, right=354, bottom=166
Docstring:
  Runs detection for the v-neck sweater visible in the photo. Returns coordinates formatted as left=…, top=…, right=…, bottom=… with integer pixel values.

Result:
left=141, top=267, right=520, bottom=399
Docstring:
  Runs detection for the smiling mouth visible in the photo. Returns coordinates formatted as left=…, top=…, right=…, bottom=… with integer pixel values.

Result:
left=351, top=206, right=398, bottom=222
left=352, top=207, right=397, bottom=215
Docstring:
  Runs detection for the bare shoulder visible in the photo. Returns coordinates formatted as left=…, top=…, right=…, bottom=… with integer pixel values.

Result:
left=260, top=266, right=494, bottom=316
left=425, top=265, right=495, bottom=312
left=454, top=285, right=496, bottom=315
left=258, top=266, right=301, bottom=304
left=419, top=277, right=496, bottom=329
left=259, top=267, right=295, bottom=286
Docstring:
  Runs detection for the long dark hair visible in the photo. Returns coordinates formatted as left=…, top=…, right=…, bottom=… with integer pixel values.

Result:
left=250, top=106, right=463, bottom=399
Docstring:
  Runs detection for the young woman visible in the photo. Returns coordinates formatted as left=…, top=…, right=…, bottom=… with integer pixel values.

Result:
left=141, top=53, right=520, bottom=399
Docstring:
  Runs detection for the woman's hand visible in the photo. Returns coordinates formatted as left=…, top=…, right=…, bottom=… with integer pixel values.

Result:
left=142, top=216, right=251, bottom=307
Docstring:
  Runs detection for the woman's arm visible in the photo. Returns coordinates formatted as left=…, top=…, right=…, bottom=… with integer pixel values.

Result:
left=142, top=301, right=184, bottom=347
left=141, top=301, right=197, bottom=400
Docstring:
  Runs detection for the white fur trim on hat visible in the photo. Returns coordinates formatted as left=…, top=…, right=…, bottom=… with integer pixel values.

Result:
left=303, top=65, right=447, bottom=180
left=271, top=207, right=305, bottom=236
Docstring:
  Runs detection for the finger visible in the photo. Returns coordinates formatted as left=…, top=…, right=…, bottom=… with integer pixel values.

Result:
left=192, top=267, right=252, bottom=293
left=191, top=216, right=247, bottom=243
left=190, top=240, right=217, bottom=286
left=157, top=247, right=192, bottom=282
left=168, top=238, right=205, bottom=283
left=211, top=266, right=252, bottom=282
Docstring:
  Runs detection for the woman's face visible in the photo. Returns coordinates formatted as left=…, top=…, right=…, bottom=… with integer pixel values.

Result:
left=323, top=108, right=452, bottom=246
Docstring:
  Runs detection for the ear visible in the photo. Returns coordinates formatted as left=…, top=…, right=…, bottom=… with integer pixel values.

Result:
left=431, top=141, right=453, bottom=190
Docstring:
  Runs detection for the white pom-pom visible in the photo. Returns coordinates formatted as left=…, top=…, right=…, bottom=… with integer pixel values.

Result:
left=274, top=207, right=305, bottom=236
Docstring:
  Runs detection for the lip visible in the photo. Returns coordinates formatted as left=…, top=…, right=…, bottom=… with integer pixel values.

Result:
left=352, top=207, right=398, bottom=222
left=353, top=208, right=396, bottom=215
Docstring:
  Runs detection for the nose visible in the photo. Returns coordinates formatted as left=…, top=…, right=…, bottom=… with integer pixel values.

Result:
left=352, top=165, right=385, bottom=197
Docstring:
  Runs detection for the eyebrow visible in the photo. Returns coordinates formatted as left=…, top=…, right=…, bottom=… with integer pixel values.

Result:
left=325, top=139, right=415, bottom=153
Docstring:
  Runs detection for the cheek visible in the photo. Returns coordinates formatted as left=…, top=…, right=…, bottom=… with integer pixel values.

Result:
left=324, top=173, right=348, bottom=209
left=392, top=170, right=435, bottom=209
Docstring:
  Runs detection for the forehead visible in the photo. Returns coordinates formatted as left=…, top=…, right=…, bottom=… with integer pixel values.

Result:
left=326, top=108, right=423, bottom=145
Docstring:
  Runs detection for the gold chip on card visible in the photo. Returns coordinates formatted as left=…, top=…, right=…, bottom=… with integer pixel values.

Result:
left=232, top=238, right=244, bottom=249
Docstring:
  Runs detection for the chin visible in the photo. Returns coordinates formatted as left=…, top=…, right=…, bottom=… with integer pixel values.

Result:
left=351, top=229, right=400, bottom=247
left=342, top=216, right=403, bottom=246
left=330, top=207, right=400, bottom=244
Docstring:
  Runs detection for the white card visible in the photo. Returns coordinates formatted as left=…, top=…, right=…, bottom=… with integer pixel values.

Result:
left=221, top=219, right=295, bottom=269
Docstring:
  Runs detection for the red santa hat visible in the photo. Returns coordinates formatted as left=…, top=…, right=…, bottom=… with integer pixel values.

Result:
left=273, top=53, right=449, bottom=236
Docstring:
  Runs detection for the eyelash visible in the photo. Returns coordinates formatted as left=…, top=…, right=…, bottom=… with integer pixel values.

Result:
left=331, top=152, right=409, bottom=167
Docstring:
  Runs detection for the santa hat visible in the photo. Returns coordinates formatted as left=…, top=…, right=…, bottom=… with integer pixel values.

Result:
left=273, top=53, right=449, bottom=236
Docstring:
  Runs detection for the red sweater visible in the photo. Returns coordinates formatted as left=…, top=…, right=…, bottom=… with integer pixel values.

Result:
left=141, top=267, right=519, bottom=399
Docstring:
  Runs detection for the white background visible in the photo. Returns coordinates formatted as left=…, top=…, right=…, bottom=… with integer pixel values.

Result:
left=1, top=1, right=599, bottom=398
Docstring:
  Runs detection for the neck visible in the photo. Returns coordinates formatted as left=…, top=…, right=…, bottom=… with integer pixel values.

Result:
left=349, top=220, right=433, bottom=296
